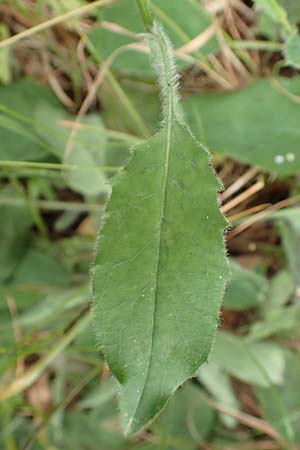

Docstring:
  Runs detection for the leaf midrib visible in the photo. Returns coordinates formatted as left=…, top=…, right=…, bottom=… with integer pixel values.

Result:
left=126, top=71, right=175, bottom=432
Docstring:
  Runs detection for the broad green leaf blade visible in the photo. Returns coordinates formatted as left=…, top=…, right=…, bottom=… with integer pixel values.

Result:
left=184, top=77, right=300, bottom=176
left=92, top=123, right=228, bottom=434
left=92, top=23, right=229, bottom=435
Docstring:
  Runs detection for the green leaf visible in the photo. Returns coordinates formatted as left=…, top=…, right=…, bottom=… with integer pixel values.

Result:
left=267, top=269, right=295, bottom=309
left=223, top=260, right=268, bottom=311
left=210, top=332, right=285, bottom=388
left=267, top=208, right=300, bottom=285
left=92, top=23, right=229, bottom=434
left=284, top=31, right=300, bottom=68
left=16, top=285, right=89, bottom=329
left=153, top=383, right=215, bottom=448
left=184, top=77, right=300, bottom=176
left=0, top=188, right=33, bottom=284
left=77, top=377, right=117, bottom=410
left=277, top=0, right=300, bottom=23
left=278, top=220, right=300, bottom=287
left=198, top=360, right=239, bottom=428
left=100, top=81, right=159, bottom=135
left=12, top=245, right=70, bottom=288
left=0, top=78, right=60, bottom=162
left=253, top=0, right=300, bottom=40
left=253, top=0, right=292, bottom=32
left=249, top=303, right=300, bottom=341
left=62, top=411, right=128, bottom=450
left=35, top=103, right=108, bottom=195
left=256, top=352, right=300, bottom=443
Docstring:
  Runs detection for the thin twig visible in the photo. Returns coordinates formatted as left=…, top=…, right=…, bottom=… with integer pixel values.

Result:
left=222, top=167, right=259, bottom=201
left=229, top=195, right=300, bottom=238
left=222, top=179, right=265, bottom=213
left=198, top=391, right=295, bottom=448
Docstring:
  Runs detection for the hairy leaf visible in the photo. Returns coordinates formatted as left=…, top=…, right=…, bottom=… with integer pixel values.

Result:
left=92, top=23, right=229, bottom=434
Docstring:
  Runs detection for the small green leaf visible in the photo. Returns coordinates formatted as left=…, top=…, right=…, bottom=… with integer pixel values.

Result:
left=278, top=220, right=300, bottom=287
left=249, top=303, right=300, bottom=341
left=154, top=383, right=215, bottom=447
left=100, top=82, right=159, bottom=135
left=256, top=352, right=300, bottom=442
left=266, top=208, right=300, bottom=286
left=267, top=269, right=295, bottom=309
left=35, top=103, right=108, bottom=195
left=198, top=360, right=239, bottom=428
left=0, top=78, right=59, bottom=161
left=253, top=0, right=292, bottom=32
left=277, top=0, right=300, bottom=23
left=253, top=0, right=300, bottom=40
left=0, top=188, right=33, bottom=284
left=92, top=23, right=229, bottom=434
left=13, top=245, right=70, bottom=288
left=223, top=261, right=268, bottom=311
left=211, top=332, right=285, bottom=388
left=284, top=31, right=300, bottom=68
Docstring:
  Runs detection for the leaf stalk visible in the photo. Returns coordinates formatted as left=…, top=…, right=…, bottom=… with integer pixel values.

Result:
left=136, top=0, right=153, bottom=31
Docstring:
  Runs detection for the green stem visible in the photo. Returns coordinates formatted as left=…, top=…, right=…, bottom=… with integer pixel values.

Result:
left=229, top=39, right=283, bottom=52
left=0, top=160, right=119, bottom=172
left=0, top=196, right=103, bottom=212
left=136, top=0, right=153, bottom=31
